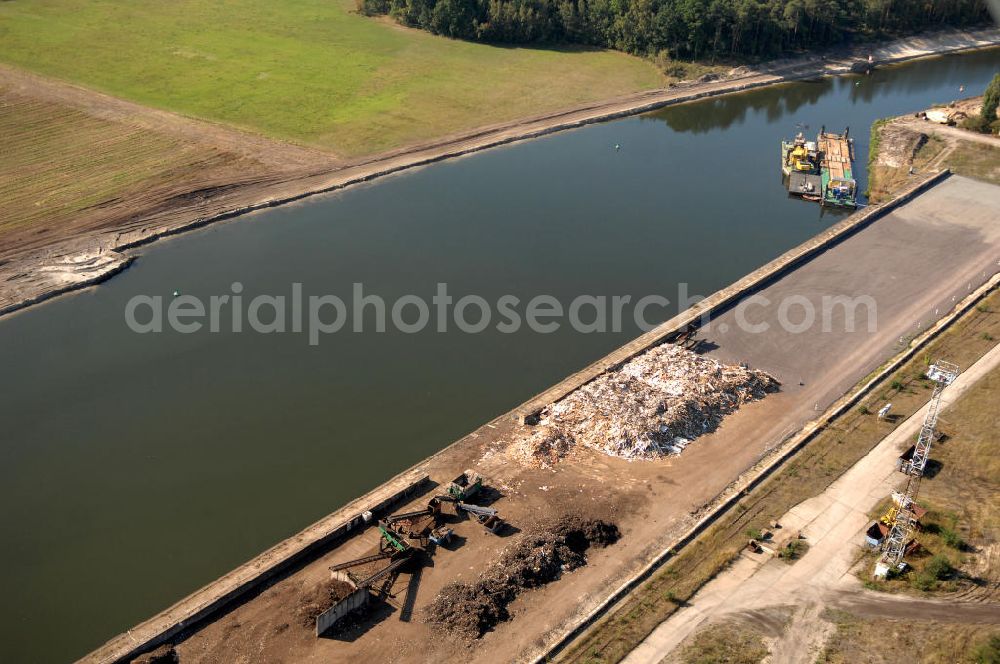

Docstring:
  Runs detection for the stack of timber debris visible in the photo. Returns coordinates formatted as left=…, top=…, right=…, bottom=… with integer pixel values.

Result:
left=509, top=344, right=778, bottom=464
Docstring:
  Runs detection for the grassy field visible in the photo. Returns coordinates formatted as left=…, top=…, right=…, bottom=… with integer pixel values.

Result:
left=923, top=362, right=1000, bottom=551
left=817, top=610, right=999, bottom=663
left=0, top=77, right=316, bottom=258
left=557, top=289, right=1000, bottom=663
left=0, top=0, right=661, bottom=157
left=942, top=139, right=1000, bottom=184
left=0, top=83, right=219, bottom=246
left=669, top=621, right=770, bottom=664
left=860, top=357, right=1000, bottom=597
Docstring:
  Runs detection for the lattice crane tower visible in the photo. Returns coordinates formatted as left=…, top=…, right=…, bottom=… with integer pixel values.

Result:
left=875, top=360, right=959, bottom=578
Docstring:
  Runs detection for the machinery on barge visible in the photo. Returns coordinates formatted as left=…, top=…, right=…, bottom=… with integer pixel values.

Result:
left=781, top=126, right=857, bottom=208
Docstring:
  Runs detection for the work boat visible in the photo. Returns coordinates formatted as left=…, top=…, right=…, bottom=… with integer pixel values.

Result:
left=781, top=127, right=857, bottom=208
left=782, top=131, right=821, bottom=201
left=781, top=131, right=818, bottom=176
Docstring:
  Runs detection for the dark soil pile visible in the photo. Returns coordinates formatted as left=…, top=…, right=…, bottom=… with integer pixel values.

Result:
left=295, top=578, right=356, bottom=628
left=426, top=516, right=619, bottom=639
left=131, top=644, right=178, bottom=664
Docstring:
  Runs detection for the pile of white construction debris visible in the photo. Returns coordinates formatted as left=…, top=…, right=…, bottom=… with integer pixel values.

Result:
left=508, top=344, right=778, bottom=464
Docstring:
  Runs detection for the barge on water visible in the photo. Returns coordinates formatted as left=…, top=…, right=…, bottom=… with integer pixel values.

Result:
left=782, top=132, right=821, bottom=201
left=781, top=127, right=857, bottom=208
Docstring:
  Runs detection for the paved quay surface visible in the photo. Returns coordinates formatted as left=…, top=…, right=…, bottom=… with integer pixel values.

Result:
left=701, top=175, right=1000, bottom=434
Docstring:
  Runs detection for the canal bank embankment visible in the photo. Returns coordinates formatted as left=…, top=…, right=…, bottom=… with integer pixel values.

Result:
left=81, top=172, right=1000, bottom=664
left=3, top=26, right=999, bottom=321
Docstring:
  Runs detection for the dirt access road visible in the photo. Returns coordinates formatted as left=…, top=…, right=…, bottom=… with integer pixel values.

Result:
left=4, top=27, right=1000, bottom=318
left=902, top=113, right=1000, bottom=174
left=910, top=118, right=1000, bottom=148
left=868, top=98, right=1000, bottom=201
left=88, top=175, right=1000, bottom=664
left=623, top=340, right=1000, bottom=664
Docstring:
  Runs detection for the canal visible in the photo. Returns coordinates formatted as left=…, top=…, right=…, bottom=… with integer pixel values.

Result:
left=1, top=49, right=997, bottom=662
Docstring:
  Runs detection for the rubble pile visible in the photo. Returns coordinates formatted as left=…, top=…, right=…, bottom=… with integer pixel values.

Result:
left=507, top=427, right=574, bottom=466
left=875, top=123, right=928, bottom=168
left=510, top=344, right=779, bottom=464
left=425, top=517, right=619, bottom=639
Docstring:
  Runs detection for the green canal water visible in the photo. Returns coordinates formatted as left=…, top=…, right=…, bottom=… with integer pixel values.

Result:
left=1, top=49, right=997, bottom=662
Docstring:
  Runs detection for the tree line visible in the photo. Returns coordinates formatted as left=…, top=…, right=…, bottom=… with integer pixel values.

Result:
left=357, top=0, right=991, bottom=61
left=977, top=72, right=1000, bottom=132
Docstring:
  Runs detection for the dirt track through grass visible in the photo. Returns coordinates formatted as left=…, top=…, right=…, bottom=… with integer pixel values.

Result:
left=0, top=82, right=285, bottom=256
left=869, top=113, right=1000, bottom=203
left=1, top=86, right=217, bottom=236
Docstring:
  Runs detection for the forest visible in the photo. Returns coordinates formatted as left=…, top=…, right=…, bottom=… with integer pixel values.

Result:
left=357, top=0, right=992, bottom=60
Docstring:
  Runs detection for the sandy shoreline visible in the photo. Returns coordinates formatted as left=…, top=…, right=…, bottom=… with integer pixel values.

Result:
left=2, top=26, right=999, bottom=319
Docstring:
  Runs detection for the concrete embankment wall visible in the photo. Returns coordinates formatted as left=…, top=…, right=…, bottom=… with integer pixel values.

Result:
left=83, top=471, right=429, bottom=664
